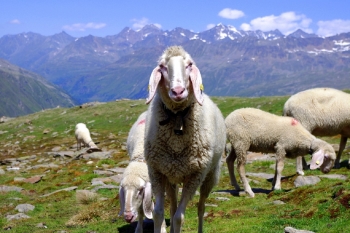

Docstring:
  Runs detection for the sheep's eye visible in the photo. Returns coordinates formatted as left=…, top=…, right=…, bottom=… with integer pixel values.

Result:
left=137, top=187, right=145, bottom=196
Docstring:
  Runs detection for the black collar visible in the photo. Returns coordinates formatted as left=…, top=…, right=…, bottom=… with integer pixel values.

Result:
left=159, top=104, right=191, bottom=135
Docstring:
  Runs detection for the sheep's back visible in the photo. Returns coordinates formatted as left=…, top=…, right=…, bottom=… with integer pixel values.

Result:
left=122, top=161, right=149, bottom=187
left=127, top=111, right=147, bottom=160
left=225, top=108, right=311, bottom=152
left=283, top=88, right=350, bottom=136
left=75, top=127, right=90, bottom=140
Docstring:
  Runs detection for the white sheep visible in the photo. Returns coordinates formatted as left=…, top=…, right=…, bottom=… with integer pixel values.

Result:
left=283, top=87, right=350, bottom=172
left=74, top=123, right=98, bottom=150
left=144, top=46, right=226, bottom=233
left=119, top=111, right=166, bottom=233
left=225, top=108, right=336, bottom=198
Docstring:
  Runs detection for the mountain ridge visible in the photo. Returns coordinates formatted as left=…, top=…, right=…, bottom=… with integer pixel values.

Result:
left=0, top=24, right=349, bottom=104
left=0, top=58, right=76, bottom=117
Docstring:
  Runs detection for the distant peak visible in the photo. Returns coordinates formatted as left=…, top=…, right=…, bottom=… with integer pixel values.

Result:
left=142, top=24, right=161, bottom=30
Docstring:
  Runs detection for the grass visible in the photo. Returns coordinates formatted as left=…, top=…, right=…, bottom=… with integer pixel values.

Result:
left=0, top=97, right=350, bottom=232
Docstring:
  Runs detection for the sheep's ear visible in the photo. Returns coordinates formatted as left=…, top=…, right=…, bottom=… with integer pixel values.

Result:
left=146, top=66, right=162, bottom=104
left=310, top=150, right=325, bottom=170
left=189, top=65, right=204, bottom=105
left=143, top=182, right=154, bottom=219
left=118, top=186, right=125, bottom=216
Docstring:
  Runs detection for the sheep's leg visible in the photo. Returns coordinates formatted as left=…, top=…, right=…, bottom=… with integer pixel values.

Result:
left=273, top=147, right=285, bottom=190
left=296, top=156, right=305, bottom=175
left=173, top=174, right=203, bottom=233
left=152, top=173, right=166, bottom=233
left=135, top=210, right=144, bottom=233
left=335, top=136, right=347, bottom=168
left=198, top=163, right=221, bottom=233
left=237, top=150, right=254, bottom=197
left=166, top=183, right=178, bottom=233
left=226, top=147, right=240, bottom=190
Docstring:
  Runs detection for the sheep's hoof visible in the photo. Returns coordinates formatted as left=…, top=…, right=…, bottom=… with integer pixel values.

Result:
left=297, top=171, right=305, bottom=176
left=247, top=192, right=255, bottom=198
left=87, top=148, right=102, bottom=153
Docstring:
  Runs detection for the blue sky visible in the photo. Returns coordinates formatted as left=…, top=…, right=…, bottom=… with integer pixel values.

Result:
left=1, top=0, right=350, bottom=38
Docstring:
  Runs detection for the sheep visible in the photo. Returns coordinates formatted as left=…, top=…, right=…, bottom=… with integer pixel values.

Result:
left=74, top=123, right=98, bottom=150
left=283, top=87, right=350, bottom=172
left=225, top=108, right=336, bottom=198
left=144, top=46, right=226, bottom=233
left=119, top=111, right=161, bottom=233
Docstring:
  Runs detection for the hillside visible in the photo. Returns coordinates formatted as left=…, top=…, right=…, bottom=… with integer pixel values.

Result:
left=0, top=97, right=349, bottom=232
left=0, top=59, right=75, bottom=117
left=0, top=25, right=349, bottom=104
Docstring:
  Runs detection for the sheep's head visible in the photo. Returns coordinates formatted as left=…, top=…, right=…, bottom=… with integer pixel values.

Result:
left=119, top=178, right=153, bottom=223
left=146, top=46, right=204, bottom=109
left=310, top=141, right=336, bottom=173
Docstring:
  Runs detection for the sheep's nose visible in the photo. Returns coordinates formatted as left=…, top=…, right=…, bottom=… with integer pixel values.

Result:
left=171, top=87, right=185, bottom=97
left=124, top=212, right=134, bottom=223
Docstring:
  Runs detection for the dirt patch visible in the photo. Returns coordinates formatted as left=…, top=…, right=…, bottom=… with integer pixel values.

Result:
left=339, top=193, right=350, bottom=209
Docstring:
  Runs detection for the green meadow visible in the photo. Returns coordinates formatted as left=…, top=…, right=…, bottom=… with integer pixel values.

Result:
left=0, top=96, right=349, bottom=233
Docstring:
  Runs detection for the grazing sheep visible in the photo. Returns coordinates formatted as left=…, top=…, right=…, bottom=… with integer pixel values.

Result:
left=225, top=108, right=336, bottom=197
left=283, top=87, right=350, bottom=172
left=74, top=123, right=98, bottom=150
left=144, top=46, right=226, bottom=233
left=119, top=111, right=166, bottom=233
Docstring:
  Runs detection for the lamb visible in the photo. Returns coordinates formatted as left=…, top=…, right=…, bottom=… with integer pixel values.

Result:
left=144, top=46, right=226, bottom=233
left=119, top=111, right=161, bottom=233
left=283, top=87, right=350, bottom=172
left=225, top=108, right=336, bottom=198
left=74, top=123, right=98, bottom=150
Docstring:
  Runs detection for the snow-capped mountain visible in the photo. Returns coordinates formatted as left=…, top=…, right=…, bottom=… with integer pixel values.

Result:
left=0, top=24, right=349, bottom=104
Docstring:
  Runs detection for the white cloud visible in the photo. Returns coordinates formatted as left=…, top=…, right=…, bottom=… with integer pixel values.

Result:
left=62, top=22, right=106, bottom=31
left=10, top=19, right=21, bottom=24
left=240, top=11, right=312, bottom=35
left=206, top=24, right=215, bottom=30
left=317, top=19, right=350, bottom=37
left=131, top=17, right=161, bottom=30
left=218, top=8, right=244, bottom=19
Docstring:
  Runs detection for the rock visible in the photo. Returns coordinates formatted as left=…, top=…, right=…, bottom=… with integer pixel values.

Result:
left=93, top=170, right=114, bottom=176
left=16, top=155, right=37, bottom=162
left=318, top=174, right=347, bottom=180
left=109, top=174, right=123, bottom=184
left=294, top=176, right=321, bottom=187
left=107, top=167, right=126, bottom=174
left=6, top=213, right=30, bottom=221
left=0, top=185, right=23, bottom=192
left=51, top=146, right=62, bottom=152
left=284, top=226, right=315, bottom=233
left=91, top=180, right=105, bottom=186
left=0, top=168, right=5, bottom=174
left=92, top=184, right=119, bottom=192
left=215, top=197, right=230, bottom=201
left=272, top=200, right=285, bottom=205
left=15, top=204, right=35, bottom=213
left=84, top=151, right=111, bottom=160
left=41, top=186, right=78, bottom=197
left=23, top=175, right=43, bottom=184
left=47, top=151, right=75, bottom=158
left=14, top=177, right=25, bottom=182
left=246, top=172, right=276, bottom=180
left=43, top=129, right=50, bottom=134
left=36, top=222, right=47, bottom=228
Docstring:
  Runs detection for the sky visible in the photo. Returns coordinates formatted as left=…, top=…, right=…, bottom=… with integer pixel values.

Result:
left=1, top=0, right=350, bottom=38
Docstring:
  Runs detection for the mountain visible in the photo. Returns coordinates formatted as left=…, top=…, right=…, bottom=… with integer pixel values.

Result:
left=0, top=59, right=75, bottom=117
left=0, top=25, right=350, bottom=104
